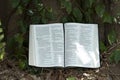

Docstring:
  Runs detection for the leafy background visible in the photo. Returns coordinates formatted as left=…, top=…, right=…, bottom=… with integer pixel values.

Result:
left=0, top=0, right=120, bottom=80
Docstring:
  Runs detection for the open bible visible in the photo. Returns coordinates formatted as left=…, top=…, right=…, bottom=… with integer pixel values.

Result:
left=29, top=23, right=100, bottom=68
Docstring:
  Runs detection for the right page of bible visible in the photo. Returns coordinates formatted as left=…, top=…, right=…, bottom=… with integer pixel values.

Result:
left=64, top=23, right=100, bottom=68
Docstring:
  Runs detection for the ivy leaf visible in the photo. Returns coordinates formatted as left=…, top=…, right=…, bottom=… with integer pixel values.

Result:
left=40, top=9, right=48, bottom=23
left=110, top=50, right=116, bottom=62
left=66, top=77, right=76, bottom=80
left=103, top=12, right=113, bottom=23
left=31, top=16, right=40, bottom=24
left=62, top=0, right=72, bottom=14
left=0, top=28, right=4, bottom=43
left=11, top=0, right=20, bottom=8
left=84, top=0, right=90, bottom=9
left=0, top=20, right=1, bottom=26
left=17, top=6, right=23, bottom=14
left=14, top=34, right=24, bottom=48
left=84, top=9, right=93, bottom=23
left=46, top=8, right=56, bottom=20
left=95, top=4, right=105, bottom=18
left=73, top=8, right=83, bottom=22
left=65, top=2, right=72, bottom=14
left=89, top=0, right=95, bottom=7
left=19, top=21, right=27, bottom=33
left=22, top=0, right=30, bottom=6
left=0, top=34, right=4, bottom=41
left=108, top=30, right=116, bottom=45
left=115, top=50, right=120, bottom=63
left=110, top=50, right=120, bottom=63
left=100, top=41, right=106, bottom=52
left=19, top=59, right=26, bottom=69
left=0, top=48, right=5, bottom=60
left=0, top=43, right=5, bottom=49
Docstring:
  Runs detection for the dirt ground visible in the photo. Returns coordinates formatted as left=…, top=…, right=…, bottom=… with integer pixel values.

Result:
left=0, top=53, right=120, bottom=80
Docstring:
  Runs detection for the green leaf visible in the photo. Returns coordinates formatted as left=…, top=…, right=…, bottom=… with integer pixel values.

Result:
left=66, top=77, right=76, bottom=80
left=110, top=51, right=116, bottom=62
left=19, top=21, right=27, bottom=33
left=84, top=0, right=90, bottom=9
left=108, top=30, right=116, bottom=45
left=62, top=0, right=72, bottom=14
left=0, top=34, right=4, bottom=41
left=40, top=9, right=48, bottom=23
left=0, top=28, right=3, bottom=33
left=0, top=43, right=5, bottom=49
left=73, top=8, right=83, bottom=22
left=11, top=0, right=20, bottom=8
left=46, top=9, right=55, bottom=20
left=17, top=6, right=23, bottom=14
left=66, top=2, right=72, bottom=14
left=84, top=9, right=93, bottom=23
left=95, top=4, right=105, bottom=17
left=100, top=41, right=106, bottom=52
left=47, top=7, right=53, bottom=13
left=89, top=0, right=95, bottom=7
left=114, top=50, right=120, bottom=63
left=65, top=2, right=72, bottom=14
left=0, top=20, right=1, bottom=26
left=22, top=0, right=30, bottom=6
left=0, top=49, right=5, bottom=60
left=103, top=12, right=113, bottom=23
left=110, top=50, right=120, bottom=63
left=33, top=0, right=39, bottom=4
left=14, top=34, right=24, bottom=47
left=19, top=60, right=26, bottom=69
left=31, top=16, right=40, bottom=24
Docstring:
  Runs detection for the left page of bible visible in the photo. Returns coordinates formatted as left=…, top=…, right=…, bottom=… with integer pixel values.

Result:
left=29, top=23, right=64, bottom=67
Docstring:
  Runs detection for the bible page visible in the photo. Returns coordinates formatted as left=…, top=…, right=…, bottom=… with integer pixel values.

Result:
left=64, top=23, right=100, bottom=68
left=29, top=23, right=64, bottom=67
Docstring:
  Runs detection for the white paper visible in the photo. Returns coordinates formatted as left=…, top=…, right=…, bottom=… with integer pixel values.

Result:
left=64, top=23, right=100, bottom=68
left=29, top=23, right=100, bottom=68
left=29, top=26, right=36, bottom=66
left=29, top=23, right=64, bottom=67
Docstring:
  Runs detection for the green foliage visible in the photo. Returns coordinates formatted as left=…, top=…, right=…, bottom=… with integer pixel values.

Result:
left=99, top=29, right=120, bottom=64
left=110, top=49, right=120, bottom=63
left=95, top=4, right=105, bottom=18
left=100, top=41, right=107, bottom=52
left=14, top=34, right=24, bottom=48
left=102, top=12, right=113, bottom=23
left=108, top=30, right=117, bottom=45
left=95, top=3, right=113, bottom=23
left=0, top=21, right=1, bottom=26
left=0, top=21, right=5, bottom=60
left=60, top=0, right=72, bottom=14
left=18, top=59, right=27, bottom=69
left=9, top=0, right=117, bottom=70
left=11, top=0, right=20, bottom=8
left=59, top=0, right=113, bottom=23
left=66, top=76, right=76, bottom=80
left=73, top=8, right=83, bottom=22
left=107, top=30, right=120, bottom=63
left=89, top=0, right=95, bottom=7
